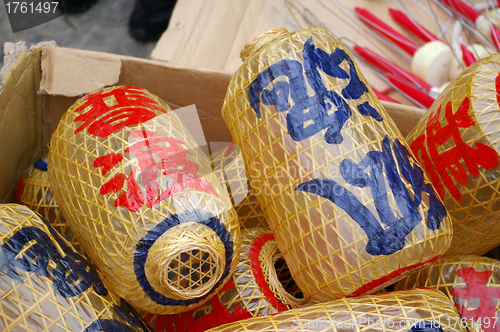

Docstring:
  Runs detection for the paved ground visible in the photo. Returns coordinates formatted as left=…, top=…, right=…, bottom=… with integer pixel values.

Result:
left=0, top=0, right=157, bottom=67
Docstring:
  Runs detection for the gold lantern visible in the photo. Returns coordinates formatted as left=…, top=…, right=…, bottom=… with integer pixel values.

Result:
left=205, top=288, right=467, bottom=332
left=17, top=157, right=80, bottom=251
left=407, top=54, right=500, bottom=256
left=395, top=255, right=500, bottom=332
left=211, top=143, right=268, bottom=229
left=48, top=85, right=241, bottom=314
left=144, top=228, right=307, bottom=331
left=221, top=28, right=452, bottom=302
left=0, top=204, right=152, bottom=332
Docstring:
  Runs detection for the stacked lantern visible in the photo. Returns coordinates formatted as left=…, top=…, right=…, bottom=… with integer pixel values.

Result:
left=0, top=204, right=152, bottom=331
left=406, top=54, right=500, bottom=256
left=211, top=143, right=268, bottom=229
left=395, top=255, right=500, bottom=330
left=221, top=27, right=452, bottom=302
left=11, top=25, right=500, bottom=332
left=47, top=85, right=241, bottom=315
left=205, top=289, right=466, bottom=332
left=17, top=157, right=81, bottom=251
left=144, top=228, right=308, bottom=331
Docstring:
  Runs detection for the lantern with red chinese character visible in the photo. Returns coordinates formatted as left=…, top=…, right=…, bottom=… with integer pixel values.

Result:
left=47, top=85, right=241, bottom=315
left=17, top=157, right=81, bottom=252
left=144, top=228, right=308, bottom=331
left=211, top=143, right=268, bottom=229
left=0, top=204, right=152, bottom=332
left=221, top=28, right=452, bottom=303
left=395, top=255, right=500, bottom=332
left=407, top=54, right=500, bottom=256
left=204, top=288, right=466, bottom=332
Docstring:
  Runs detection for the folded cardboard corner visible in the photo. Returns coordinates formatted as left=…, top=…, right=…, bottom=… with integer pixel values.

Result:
left=0, top=43, right=426, bottom=203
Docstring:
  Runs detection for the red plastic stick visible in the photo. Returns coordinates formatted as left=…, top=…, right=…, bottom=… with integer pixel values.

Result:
left=441, top=0, right=481, bottom=22
left=372, top=88, right=400, bottom=103
left=353, top=45, right=433, bottom=90
left=492, top=25, right=500, bottom=50
left=385, top=73, right=435, bottom=108
left=354, top=7, right=419, bottom=55
left=460, top=44, right=476, bottom=66
left=389, top=7, right=439, bottom=43
left=390, top=6, right=478, bottom=65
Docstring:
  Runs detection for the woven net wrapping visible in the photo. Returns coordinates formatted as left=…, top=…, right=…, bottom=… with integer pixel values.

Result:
left=144, top=227, right=308, bottom=331
left=47, top=85, right=241, bottom=315
left=205, top=288, right=466, bottom=332
left=17, top=157, right=81, bottom=252
left=395, top=255, right=500, bottom=332
left=221, top=27, right=452, bottom=302
left=0, top=204, right=152, bottom=332
left=211, top=143, right=268, bottom=229
left=407, top=54, right=500, bottom=256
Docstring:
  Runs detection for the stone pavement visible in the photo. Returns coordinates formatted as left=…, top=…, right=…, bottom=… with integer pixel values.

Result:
left=0, top=0, right=157, bottom=67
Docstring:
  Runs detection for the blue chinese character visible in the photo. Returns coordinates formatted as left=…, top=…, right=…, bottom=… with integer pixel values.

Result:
left=84, top=320, right=136, bottom=332
left=296, top=136, right=446, bottom=256
left=0, top=218, right=107, bottom=298
left=409, top=321, right=444, bottom=332
left=248, top=37, right=382, bottom=144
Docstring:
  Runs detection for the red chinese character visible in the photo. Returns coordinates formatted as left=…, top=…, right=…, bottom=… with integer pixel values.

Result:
left=450, top=267, right=500, bottom=332
left=94, top=130, right=217, bottom=212
left=410, top=97, right=499, bottom=201
left=74, top=85, right=165, bottom=138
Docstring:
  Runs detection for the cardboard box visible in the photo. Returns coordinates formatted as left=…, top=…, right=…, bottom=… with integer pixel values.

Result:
left=152, top=0, right=452, bottom=75
left=0, top=42, right=426, bottom=204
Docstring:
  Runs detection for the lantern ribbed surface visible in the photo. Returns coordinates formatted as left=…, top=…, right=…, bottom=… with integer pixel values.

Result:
left=395, top=255, right=500, bottom=332
left=47, top=85, right=241, bottom=314
left=407, top=54, right=500, bottom=256
left=0, top=204, right=152, bottom=332
left=17, top=157, right=81, bottom=251
left=221, top=27, right=452, bottom=302
left=144, top=227, right=308, bottom=331
left=211, top=143, right=268, bottom=229
left=205, top=288, right=466, bottom=332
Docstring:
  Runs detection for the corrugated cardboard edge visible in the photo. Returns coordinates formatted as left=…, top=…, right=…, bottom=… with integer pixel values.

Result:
left=0, top=41, right=48, bottom=203
left=40, top=45, right=122, bottom=97
left=40, top=46, right=238, bottom=153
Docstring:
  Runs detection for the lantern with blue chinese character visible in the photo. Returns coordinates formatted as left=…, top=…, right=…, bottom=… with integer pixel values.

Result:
left=395, top=255, right=500, bottom=332
left=144, top=227, right=308, bottom=331
left=211, top=143, right=268, bottom=229
left=221, top=28, right=452, bottom=302
left=17, top=156, right=81, bottom=252
left=47, top=85, right=241, bottom=314
left=407, top=54, right=500, bottom=256
left=0, top=204, right=153, bottom=332
left=204, top=288, right=466, bottom=332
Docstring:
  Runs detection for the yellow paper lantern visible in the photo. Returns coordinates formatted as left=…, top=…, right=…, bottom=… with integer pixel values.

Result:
left=144, top=227, right=308, bottom=331
left=407, top=54, right=500, bottom=256
left=48, top=85, right=241, bottom=314
left=211, top=143, right=268, bottom=229
left=17, top=157, right=81, bottom=251
left=0, top=204, right=152, bottom=332
left=205, top=288, right=467, bottom=332
left=221, top=28, right=452, bottom=302
left=395, top=255, right=500, bottom=332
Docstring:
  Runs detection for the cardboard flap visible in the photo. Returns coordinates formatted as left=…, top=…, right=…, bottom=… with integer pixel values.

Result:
left=40, top=45, right=122, bottom=97
left=380, top=100, right=426, bottom=137
left=0, top=42, right=45, bottom=203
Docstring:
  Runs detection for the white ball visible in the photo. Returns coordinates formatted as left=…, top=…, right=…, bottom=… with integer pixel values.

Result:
left=411, top=40, right=454, bottom=87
